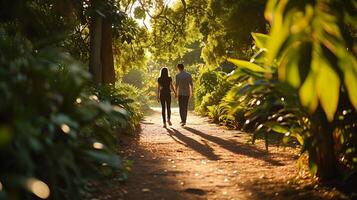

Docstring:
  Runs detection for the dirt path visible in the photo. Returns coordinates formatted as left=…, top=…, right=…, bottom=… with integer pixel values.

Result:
left=98, top=107, right=349, bottom=200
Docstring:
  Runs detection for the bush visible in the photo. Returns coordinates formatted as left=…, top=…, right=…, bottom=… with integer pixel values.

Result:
left=194, top=68, right=232, bottom=115
left=122, top=69, right=144, bottom=88
left=194, top=69, right=218, bottom=109
left=0, top=30, right=129, bottom=199
left=94, top=82, right=149, bottom=134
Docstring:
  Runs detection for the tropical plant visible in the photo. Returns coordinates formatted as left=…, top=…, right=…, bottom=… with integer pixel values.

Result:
left=263, top=0, right=357, bottom=181
left=222, top=70, right=308, bottom=149
left=224, top=0, right=357, bottom=182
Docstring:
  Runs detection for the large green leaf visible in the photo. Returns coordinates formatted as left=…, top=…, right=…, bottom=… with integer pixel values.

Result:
left=316, top=59, right=340, bottom=121
left=309, top=161, right=318, bottom=176
left=251, top=33, right=269, bottom=49
left=279, top=43, right=301, bottom=88
left=299, top=71, right=318, bottom=113
left=228, top=58, right=272, bottom=73
left=264, top=121, right=289, bottom=134
left=292, top=132, right=304, bottom=145
left=265, top=0, right=289, bottom=65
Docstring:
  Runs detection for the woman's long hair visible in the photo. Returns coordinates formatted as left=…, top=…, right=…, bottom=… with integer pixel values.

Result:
left=159, top=67, right=169, bottom=79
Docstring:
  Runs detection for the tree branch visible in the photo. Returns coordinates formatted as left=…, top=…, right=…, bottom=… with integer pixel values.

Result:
left=180, top=0, right=186, bottom=9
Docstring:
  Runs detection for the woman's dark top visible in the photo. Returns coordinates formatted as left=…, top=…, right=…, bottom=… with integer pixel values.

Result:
left=158, top=77, right=172, bottom=95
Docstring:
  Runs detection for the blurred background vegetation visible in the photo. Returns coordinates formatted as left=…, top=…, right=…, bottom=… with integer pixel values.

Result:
left=0, top=0, right=356, bottom=199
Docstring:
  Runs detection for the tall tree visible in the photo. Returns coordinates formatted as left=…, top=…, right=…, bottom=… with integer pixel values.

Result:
left=89, top=13, right=103, bottom=83
left=101, top=19, right=116, bottom=84
left=88, top=0, right=118, bottom=85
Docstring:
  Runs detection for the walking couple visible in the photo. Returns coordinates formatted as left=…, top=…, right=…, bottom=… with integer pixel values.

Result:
left=157, top=64, right=193, bottom=128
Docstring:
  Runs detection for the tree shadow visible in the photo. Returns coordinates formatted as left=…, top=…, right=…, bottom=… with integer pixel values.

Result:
left=183, top=127, right=284, bottom=166
left=166, top=128, right=221, bottom=161
left=97, top=133, right=194, bottom=200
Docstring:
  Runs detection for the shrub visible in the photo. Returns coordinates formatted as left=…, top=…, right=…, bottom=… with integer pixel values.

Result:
left=195, top=68, right=233, bottom=115
left=0, top=30, right=129, bottom=199
left=194, top=69, right=220, bottom=111
left=94, top=82, right=149, bottom=134
left=122, top=69, right=144, bottom=88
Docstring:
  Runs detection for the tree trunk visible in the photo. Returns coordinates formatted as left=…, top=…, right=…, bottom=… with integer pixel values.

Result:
left=89, top=15, right=103, bottom=84
left=310, top=108, right=339, bottom=181
left=101, top=19, right=115, bottom=84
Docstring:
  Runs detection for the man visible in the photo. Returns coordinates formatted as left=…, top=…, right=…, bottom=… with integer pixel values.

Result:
left=175, top=63, right=193, bottom=126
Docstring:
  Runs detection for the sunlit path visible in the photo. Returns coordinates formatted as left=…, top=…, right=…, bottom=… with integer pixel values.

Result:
left=97, top=108, right=341, bottom=200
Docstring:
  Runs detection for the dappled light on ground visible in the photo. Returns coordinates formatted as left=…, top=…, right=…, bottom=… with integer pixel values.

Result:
left=97, top=108, right=348, bottom=200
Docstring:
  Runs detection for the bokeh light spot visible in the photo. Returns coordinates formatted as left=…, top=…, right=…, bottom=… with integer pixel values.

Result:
left=93, top=142, right=104, bottom=149
left=89, top=95, right=99, bottom=101
left=26, top=178, right=50, bottom=199
left=61, top=124, right=70, bottom=134
left=76, top=98, right=82, bottom=104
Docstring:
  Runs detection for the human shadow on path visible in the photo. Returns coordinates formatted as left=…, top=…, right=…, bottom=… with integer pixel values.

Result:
left=166, top=128, right=220, bottom=161
left=184, top=127, right=284, bottom=166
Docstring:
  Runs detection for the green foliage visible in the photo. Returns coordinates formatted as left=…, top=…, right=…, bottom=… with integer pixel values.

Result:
left=226, top=28, right=356, bottom=178
left=224, top=4, right=356, bottom=180
left=194, top=67, right=232, bottom=114
left=0, top=30, right=131, bottom=199
left=0, top=0, right=77, bottom=42
left=141, top=67, right=161, bottom=104
left=0, top=0, right=149, bottom=199
left=122, top=68, right=145, bottom=88
left=146, top=0, right=267, bottom=67
left=222, top=75, right=309, bottom=150
left=201, top=0, right=267, bottom=65
left=113, top=25, right=149, bottom=75
left=197, top=4, right=356, bottom=179
left=261, top=0, right=357, bottom=179
left=94, top=82, right=149, bottom=134
left=194, top=69, right=220, bottom=110
left=206, top=104, right=230, bottom=124
left=133, top=7, right=146, bottom=19
left=150, top=13, right=202, bottom=63
left=265, top=0, right=357, bottom=122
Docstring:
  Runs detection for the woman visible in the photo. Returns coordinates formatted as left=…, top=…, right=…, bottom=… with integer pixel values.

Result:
left=157, top=67, right=176, bottom=128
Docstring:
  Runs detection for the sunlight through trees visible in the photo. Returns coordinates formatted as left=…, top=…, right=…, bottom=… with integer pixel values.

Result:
left=0, top=0, right=356, bottom=199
